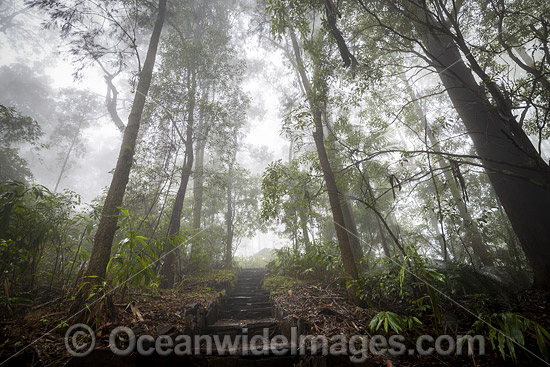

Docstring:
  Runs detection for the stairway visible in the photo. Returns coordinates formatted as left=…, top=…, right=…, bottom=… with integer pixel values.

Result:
left=207, top=268, right=279, bottom=344
left=219, top=268, right=272, bottom=320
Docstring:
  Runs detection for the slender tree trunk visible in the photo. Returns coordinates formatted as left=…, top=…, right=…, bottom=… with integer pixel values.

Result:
left=359, top=166, right=407, bottom=257
left=224, top=151, right=237, bottom=267
left=422, top=23, right=550, bottom=289
left=322, top=104, right=364, bottom=266
left=224, top=176, right=234, bottom=267
left=288, top=140, right=311, bottom=250
left=191, top=137, right=206, bottom=233
left=298, top=197, right=311, bottom=249
left=431, top=137, right=491, bottom=266
left=403, top=75, right=493, bottom=266
left=360, top=166, right=393, bottom=257
left=190, top=99, right=209, bottom=257
left=341, top=198, right=363, bottom=265
left=376, top=215, right=391, bottom=258
left=54, top=120, right=82, bottom=193
left=289, top=28, right=359, bottom=302
left=73, top=0, right=167, bottom=308
left=159, top=71, right=196, bottom=288
left=150, top=148, right=180, bottom=242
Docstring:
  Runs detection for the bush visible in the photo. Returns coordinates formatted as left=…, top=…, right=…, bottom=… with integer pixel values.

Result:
left=266, top=239, right=343, bottom=282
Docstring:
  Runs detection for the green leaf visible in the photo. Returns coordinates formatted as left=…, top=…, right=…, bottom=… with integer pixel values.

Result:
left=535, top=326, right=549, bottom=361
left=497, top=332, right=506, bottom=360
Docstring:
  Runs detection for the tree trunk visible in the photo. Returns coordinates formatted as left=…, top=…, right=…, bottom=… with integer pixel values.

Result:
left=298, top=195, right=311, bottom=249
left=76, top=0, right=166, bottom=288
left=403, top=75, right=493, bottom=267
left=159, top=70, right=197, bottom=288
left=361, top=168, right=393, bottom=257
left=289, top=141, right=311, bottom=250
left=54, top=120, right=82, bottom=193
left=289, top=27, right=359, bottom=302
left=190, top=98, right=210, bottom=257
left=431, top=136, right=491, bottom=266
left=322, top=104, right=364, bottom=266
left=224, top=176, right=234, bottom=267
left=375, top=215, right=391, bottom=258
left=423, top=25, right=550, bottom=289
left=341, top=198, right=363, bottom=265
left=191, top=136, right=206, bottom=235
left=71, top=0, right=166, bottom=316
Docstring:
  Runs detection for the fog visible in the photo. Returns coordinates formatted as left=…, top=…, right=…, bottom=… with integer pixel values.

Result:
left=0, top=0, right=291, bottom=257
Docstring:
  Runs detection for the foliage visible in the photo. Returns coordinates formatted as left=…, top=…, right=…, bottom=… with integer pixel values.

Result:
left=356, top=246, right=446, bottom=323
left=28, top=0, right=152, bottom=81
left=262, top=275, right=305, bottom=293
left=106, top=208, right=163, bottom=291
left=181, top=269, right=237, bottom=290
left=0, top=105, right=42, bottom=145
left=0, top=105, right=43, bottom=182
left=236, top=248, right=275, bottom=269
left=0, top=181, right=87, bottom=294
left=369, top=311, right=423, bottom=334
left=266, top=239, right=343, bottom=282
left=261, top=159, right=319, bottom=243
left=471, top=312, right=550, bottom=362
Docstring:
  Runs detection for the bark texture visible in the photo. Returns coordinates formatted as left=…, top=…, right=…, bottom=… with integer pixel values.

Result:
left=423, top=25, right=550, bottom=289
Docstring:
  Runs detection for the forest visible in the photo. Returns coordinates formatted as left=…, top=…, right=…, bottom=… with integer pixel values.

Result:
left=0, top=0, right=549, bottom=366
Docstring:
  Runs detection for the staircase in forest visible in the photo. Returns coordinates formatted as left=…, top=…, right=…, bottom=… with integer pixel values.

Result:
left=207, top=268, right=279, bottom=343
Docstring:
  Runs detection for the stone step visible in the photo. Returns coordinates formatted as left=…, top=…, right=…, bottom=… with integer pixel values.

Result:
left=221, top=305, right=272, bottom=313
left=238, top=272, right=265, bottom=279
left=219, top=311, right=273, bottom=320
left=235, top=282, right=262, bottom=289
left=222, top=306, right=273, bottom=316
left=234, top=282, right=263, bottom=287
left=226, top=295, right=270, bottom=303
left=232, top=288, right=263, bottom=295
left=209, top=268, right=271, bottom=323
left=208, top=320, right=278, bottom=335
left=238, top=274, right=265, bottom=279
left=225, top=300, right=271, bottom=309
left=231, top=291, right=269, bottom=297
left=236, top=284, right=263, bottom=288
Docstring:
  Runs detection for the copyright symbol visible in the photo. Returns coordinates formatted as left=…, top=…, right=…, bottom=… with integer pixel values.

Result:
left=64, top=323, right=96, bottom=357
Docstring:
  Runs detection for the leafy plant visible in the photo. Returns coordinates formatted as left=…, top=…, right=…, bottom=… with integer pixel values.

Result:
left=369, top=311, right=423, bottom=334
left=0, top=181, right=86, bottom=294
left=471, top=312, right=550, bottom=362
left=106, top=208, right=162, bottom=293
left=266, top=239, right=343, bottom=282
left=357, top=246, right=446, bottom=325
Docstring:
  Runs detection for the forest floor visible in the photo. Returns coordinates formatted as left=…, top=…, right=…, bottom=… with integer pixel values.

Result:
left=0, top=269, right=549, bottom=366
left=264, top=275, right=550, bottom=367
left=0, top=269, right=236, bottom=366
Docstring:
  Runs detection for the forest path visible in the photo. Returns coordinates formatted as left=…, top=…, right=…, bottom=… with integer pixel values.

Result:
left=206, top=268, right=279, bottom=341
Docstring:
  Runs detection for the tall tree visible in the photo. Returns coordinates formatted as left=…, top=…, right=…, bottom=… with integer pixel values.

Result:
left=333, top=0, right=550, bottom=288
left=413, top=2, right=550, bottom=288
left=159, top=68, right=196, bottom=288
left=287, top=26, right=360, bottom=301
left=70, top=0, right=167, bottom=309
